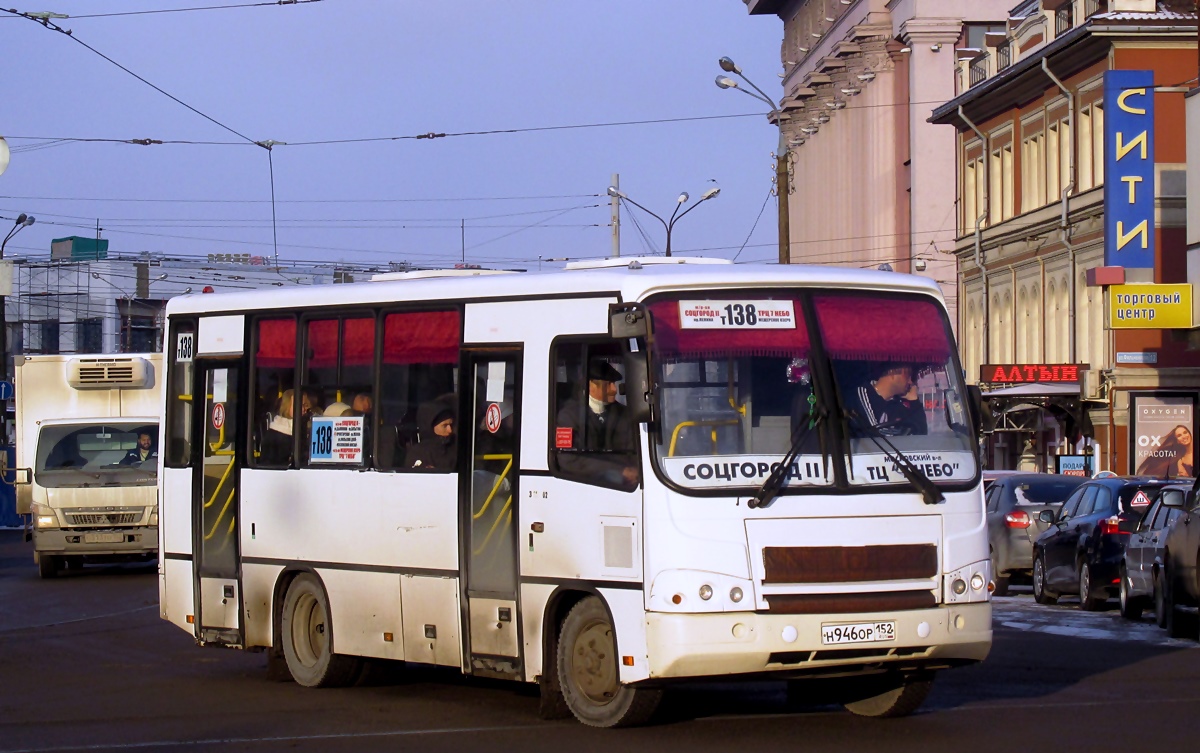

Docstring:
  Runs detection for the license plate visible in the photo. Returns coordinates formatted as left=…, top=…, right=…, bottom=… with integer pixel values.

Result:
left=820, top=621, right=896, bottom=645
left=84, top=533, right=124, bottom=544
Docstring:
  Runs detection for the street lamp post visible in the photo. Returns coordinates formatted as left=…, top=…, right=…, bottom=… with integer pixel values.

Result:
left=605, top=186, right=720, bottom=257
left=0, top=213, right=35, bottom=384
left=716, top=56, right=791, bottom=265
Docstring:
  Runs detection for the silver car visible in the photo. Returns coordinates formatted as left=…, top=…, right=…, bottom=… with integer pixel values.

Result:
left=986, top=473, right=1087, bottom=595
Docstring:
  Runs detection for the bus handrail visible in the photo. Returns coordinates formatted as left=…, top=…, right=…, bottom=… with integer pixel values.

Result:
left=668, top=419, right=741, bottom=457
left=473, top=454, right=513, bottom=521
left=203, top=456, right=235, bottom=510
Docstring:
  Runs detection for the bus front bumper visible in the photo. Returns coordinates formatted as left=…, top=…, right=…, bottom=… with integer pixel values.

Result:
left=644, top=602, right=991, bottom=680
left=34, top=527, right=158, bottom=557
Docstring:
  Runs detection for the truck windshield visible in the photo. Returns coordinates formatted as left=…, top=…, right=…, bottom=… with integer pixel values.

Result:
left=647, top=289, right=976, bottom=493
left=35, top=423, right=160, bottom=488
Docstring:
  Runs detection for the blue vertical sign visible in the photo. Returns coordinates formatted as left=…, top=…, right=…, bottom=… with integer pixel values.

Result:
left=1104, top=70, right=1155, bottom=269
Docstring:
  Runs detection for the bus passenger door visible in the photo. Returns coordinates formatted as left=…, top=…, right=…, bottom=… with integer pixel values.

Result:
left=460, top=350, right=522, bottom=679
left=192, top=362, right=244, bottom=647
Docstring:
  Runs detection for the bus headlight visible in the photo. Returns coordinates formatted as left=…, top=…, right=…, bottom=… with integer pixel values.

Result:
left=944, top=559, right=991, bottom=604
left=32, top=502, right=59, bottom=530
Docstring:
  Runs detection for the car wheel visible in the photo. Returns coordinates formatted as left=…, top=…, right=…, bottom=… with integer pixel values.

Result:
left=1154, top=569, right=1168, bottom=629
left=1118, top=564, right=1143, bottom=620
left=1078, top=561, right=1104, bottom=611
left=280, top=573, right=362, bottom=688
left=842, top=672, right=935, bottom=718
left=557, top=596, right=662, bottom=727
left=1163, top=566, right=1200, bottom=641
left=1033, top=554, right=1056, bottom=605
left=990, top=550, right=1009, bottom=597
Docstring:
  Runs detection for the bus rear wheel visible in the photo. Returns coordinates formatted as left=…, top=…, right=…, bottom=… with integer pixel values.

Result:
left=557, top=596, right=661, bottom=728
left=842, top=672, right=934, bottom=718
left=280, top=573, right=361, bottom=688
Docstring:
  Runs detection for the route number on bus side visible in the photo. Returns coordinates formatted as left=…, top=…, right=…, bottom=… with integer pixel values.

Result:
left=176, top=332, right=194, bottom=363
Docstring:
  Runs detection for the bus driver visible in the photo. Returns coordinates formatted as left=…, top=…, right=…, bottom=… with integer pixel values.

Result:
left=555, top=360, right=639, bottom=488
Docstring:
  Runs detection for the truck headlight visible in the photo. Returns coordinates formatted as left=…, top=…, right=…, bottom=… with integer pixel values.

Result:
left=31, top=502, right=59, bottom=530
left=149, top=507, right=159, bottom=527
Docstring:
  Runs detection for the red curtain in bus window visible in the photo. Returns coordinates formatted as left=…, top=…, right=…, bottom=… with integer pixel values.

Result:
left=813, top=295, right=951, bottom=363
left=306, top=319, right=339, bottom=369
left=648, top=298, right=810, bottom=358
left=342, top=318, right=376, bottom=367
left=256, top=317, right=296, bottom=367
left=382, top=311, right=461, bottom=364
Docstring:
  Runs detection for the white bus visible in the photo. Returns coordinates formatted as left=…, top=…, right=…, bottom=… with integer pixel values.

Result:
left=14, top=353, right=162, bottom=578
left=158, top=258, right=990, bottom=727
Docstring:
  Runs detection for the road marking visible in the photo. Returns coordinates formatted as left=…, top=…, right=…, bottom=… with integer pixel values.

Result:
left=0, top=723, right=548, bottom=753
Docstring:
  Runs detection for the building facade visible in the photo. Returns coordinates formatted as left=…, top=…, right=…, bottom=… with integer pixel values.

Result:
left=742, top=0, right=1014, bottom=324
left=931, top=0, right=1197, bottom=474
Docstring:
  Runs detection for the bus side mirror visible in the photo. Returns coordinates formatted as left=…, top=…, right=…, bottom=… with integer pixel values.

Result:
left=13, top=468, right=31, bottom=485
left=966, top=384, right=984, bottom=435
left=621, top=353, right=654, bottom=424
left=610, top=306, right=649, bottom=339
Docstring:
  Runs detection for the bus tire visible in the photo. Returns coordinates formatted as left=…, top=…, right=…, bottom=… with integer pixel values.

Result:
left=842, top=672, right=934, bottom=718
left=280, top=573, right=361, bottom=688
left=557, top=596, right=661, bottom=728
left=37, top=554, right=59, bottom=579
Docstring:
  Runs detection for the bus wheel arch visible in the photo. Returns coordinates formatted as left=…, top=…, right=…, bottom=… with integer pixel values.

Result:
left=276, top=569, right=361, bottom=688
left=554, top=593, right=661, bottom=727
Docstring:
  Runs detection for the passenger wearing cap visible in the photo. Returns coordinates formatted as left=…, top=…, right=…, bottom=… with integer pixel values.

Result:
left=554, top=359, right=639, bottom=488
left=404, top=399, right=457, bottom=471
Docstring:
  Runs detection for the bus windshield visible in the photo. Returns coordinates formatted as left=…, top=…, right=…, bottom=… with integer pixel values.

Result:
left=648, top=290, right=976, bottom=493
left=35, top=422, right=160, bottom=488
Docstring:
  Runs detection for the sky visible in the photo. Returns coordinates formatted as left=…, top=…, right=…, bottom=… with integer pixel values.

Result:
left=1, top=1, right=784, bottom=271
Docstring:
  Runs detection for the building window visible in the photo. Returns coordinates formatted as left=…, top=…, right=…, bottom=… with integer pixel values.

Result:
left=1021, top=130, right=1046, bottom=211
left=77, top=318, right=103, bottom=353
left=118, top=299, right=165, bottom=354
left=38, top=320, right=60, bottom=355
left=1078, top=102, right=1104, bottom=191
left=990, top=142, right=1015, bottom=223
left=1055, top=5, right=1073, bottom=37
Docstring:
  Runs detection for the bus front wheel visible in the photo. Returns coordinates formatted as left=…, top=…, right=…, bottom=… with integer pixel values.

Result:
left=842, top=672, right=934, bottom=718
left=280, top=573, right=361, bottom=688
left=556, top=596, right=661, bottom=728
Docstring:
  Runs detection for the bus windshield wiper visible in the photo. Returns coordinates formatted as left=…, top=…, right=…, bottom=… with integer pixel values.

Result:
left=748, top=402, right=827, bottom=510
left=844, top=410, right=944, bottom=506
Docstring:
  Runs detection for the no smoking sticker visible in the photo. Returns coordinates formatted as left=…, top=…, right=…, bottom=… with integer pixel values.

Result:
left=485, top=403, right=503, bottom=433
left=212, top=403, right=225, bottom=430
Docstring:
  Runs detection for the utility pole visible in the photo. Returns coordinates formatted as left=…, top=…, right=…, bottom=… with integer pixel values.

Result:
left=610, top=173, right=621, bottom=258
left=776, top=146, right=790, bottom=264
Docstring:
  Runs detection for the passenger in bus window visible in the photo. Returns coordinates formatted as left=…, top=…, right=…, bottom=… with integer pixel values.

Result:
left=404, top=399, right=457, bottom=471
left=260, top=388, right=311, bottom=465
left=848, top=362, right=928, bottom=437
left=352, top=392, right=373, bottom=416
left=555, top=360, right=639, bottom=488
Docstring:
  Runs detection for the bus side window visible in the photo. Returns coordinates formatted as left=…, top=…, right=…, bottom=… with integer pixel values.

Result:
left=299, top=316, right=376, bottom=467
left=252, top=317, right=298, bottom=468
left=378, top=310, right=461, bottom=472
left=165, top=320, right=196, bottom=468
left=548, top=339, right=640, bottom=492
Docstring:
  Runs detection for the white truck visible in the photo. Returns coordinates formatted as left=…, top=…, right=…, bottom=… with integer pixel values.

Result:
left=14, top=354, right=162, bottom=578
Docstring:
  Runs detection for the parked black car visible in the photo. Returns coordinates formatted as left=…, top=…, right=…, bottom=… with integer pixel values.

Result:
left=1118, top=485, right=1188, bottom=622
left=986, top=473, right=1086, bottom=595
left=1161, top=481, right=1200, bottom=639
left=1032, top=477, right=1172, bottom=610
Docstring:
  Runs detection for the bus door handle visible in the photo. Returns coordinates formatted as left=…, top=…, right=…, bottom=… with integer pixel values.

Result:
left=531, top=522, right=544, bottom=533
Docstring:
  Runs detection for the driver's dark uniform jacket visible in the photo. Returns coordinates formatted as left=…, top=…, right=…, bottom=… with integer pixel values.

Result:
left=851, top=385, right=927, bottom=436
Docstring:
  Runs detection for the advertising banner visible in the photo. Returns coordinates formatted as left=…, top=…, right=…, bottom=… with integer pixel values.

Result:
left=1104, top=70, right=1156, bottom=269
left=1055, top=455, right=1093, bottom=477
left=1130, top=394, right=1195, bottom=478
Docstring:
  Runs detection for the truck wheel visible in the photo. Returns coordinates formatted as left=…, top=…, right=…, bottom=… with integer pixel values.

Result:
left=557, top=596, right=661, bottom=727
left=280, top=573, right=361, bottom=688
left=843, top=672, right=934, bottom=718
left=37, top=554, right=59, bottom=579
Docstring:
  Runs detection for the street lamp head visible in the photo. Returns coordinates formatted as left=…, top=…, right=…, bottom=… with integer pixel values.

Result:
left=701, top=187, right=721, bottom=201
left=715, top=75, right=738, bottom=90
left=22, top=216, right=34, bottom=227
left=14, top=214, right=27, bottom=226
left=718, top=56, right=741, bottom=74
left=677, top=192, right=689, bottom=204
left=606, top=186, right=627, bottom=200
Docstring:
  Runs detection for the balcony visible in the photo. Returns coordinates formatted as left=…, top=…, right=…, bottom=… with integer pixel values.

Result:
left=996, top=42, right=1012, bottom=72
left=1055, top=5, right=1074, bottom=37
left=969, top=53, right=990, bottom=87
left=1084, top=0, right=1106, bottom=18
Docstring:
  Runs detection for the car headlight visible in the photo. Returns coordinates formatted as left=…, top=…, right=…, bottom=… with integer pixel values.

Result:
left=31, top=502, right=59, bottom=530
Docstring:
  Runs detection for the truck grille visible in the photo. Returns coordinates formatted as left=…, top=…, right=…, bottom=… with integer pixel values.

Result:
left=67, top=512, right=141, bottom=526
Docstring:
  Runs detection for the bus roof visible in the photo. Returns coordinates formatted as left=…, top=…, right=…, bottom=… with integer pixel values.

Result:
left=164, top=258, right=945, bottom=318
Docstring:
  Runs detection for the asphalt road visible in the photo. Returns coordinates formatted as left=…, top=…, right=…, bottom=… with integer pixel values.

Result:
left=2, top=528, right=1197, bottom=753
